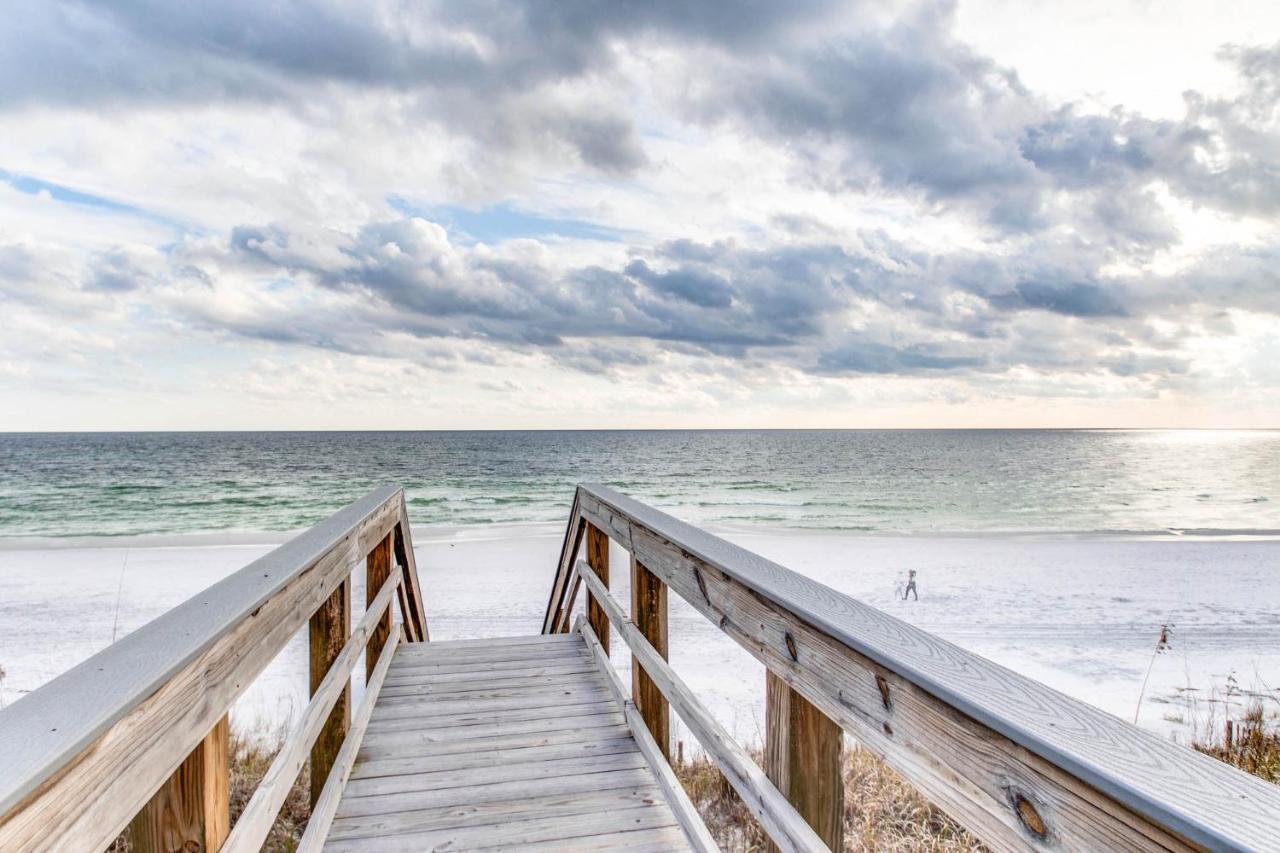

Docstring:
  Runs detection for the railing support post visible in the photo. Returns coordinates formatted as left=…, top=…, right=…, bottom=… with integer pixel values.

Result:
left=366, top=533, right=393, bottom=679
left=585, top=523, right=610, bottom=655
left=631, top=555, right=669, bottom=759
left=765, top=672, right=844, bottom=851
left=309, top=578, right=351, bottom=809
left=127, top=714, right=229, bottom=853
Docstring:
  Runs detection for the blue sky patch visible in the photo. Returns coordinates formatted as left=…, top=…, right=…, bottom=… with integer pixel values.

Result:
left=0, top=168, right=184, bottom=231
left=388, top=196, right=625, bottom=245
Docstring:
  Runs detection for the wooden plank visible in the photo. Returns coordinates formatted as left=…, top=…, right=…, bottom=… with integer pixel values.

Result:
left=298, top=624, right=401, bottom=853
left=579, top=559, right=827, bottom=853
left=365, top=533, right=393, bottom=680
left=221, top=571, right=400, bottom=853
left=576, top=485, right=1280, bottom=852
left=355, top=724, right=634, bottom=762
left=630, top=555, right=670, bottom=760
left=310, top=576, right=352, bottom=809
left=579, top=618, right=719, bottom=853
left=766, top=671, right=843, bottom=852
left=395, top=633, right=584, bottom=653
left=383, top=655, right=596, bottom=678
left=334, top=766, right=661, bottom=819
left=342, top=751, right=650, bottom=799
left=586, top=522, right=611, bottom=655
left=542, top=492, right=585, bottom=632
left=514, top=825, right=693, bottom=853
left=325, top=802, right=679, bottom=852
left=0, top=486, right=404, bottom=852
left=367, top=701, right=619, bottom=733
left=126, top=714, right=229, bottom=853
left=327, top=784, right=666, bottom=841
left=369, top=689, right=612, bottom=722
left=379, top=665, right=600, bottom=694
left=392, top=494, right=429, bottom=642
left=390, top=643, right=591, bottom=666
left=362, top=709, right=627, bottom=744
left=374, top=670, right=608, bottom=700
left=351, top=734, right=642, bottom=780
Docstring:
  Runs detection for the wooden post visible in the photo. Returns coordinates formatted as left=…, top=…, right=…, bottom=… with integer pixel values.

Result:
left=309, top=577, right=351, bottom=808
left=765, top=672, right=844, bottom=851
left=631, top=555, right=669, bottom=759
left=366, top=533, right=393, bottom=680
left=127, top=714, right=229, bottom=852
left=585, top=523, right=610, bottom=655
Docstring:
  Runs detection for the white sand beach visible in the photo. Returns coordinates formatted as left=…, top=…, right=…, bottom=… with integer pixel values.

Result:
left=2, top=525, right=1277, bottom=749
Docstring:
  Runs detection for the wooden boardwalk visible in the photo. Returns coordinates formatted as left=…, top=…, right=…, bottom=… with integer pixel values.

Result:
left=325, top=634, right=693, bottom=852
left=5, top=484, right=1280, bottom=852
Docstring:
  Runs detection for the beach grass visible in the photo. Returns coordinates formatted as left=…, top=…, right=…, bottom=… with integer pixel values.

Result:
left=1192, top=701, right=1280, bottom=784
left=674, top=743, right=985, bottom=852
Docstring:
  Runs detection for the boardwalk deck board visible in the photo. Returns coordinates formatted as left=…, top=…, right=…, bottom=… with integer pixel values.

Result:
left=324, top=634, right=694, bottom=852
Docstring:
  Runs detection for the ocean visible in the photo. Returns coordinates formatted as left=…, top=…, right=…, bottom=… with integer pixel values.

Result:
left=1, top=429, right=1277, bottom=539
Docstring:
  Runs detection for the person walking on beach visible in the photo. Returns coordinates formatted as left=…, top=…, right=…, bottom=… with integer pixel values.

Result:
left=903, top=569, right=918, bottom=601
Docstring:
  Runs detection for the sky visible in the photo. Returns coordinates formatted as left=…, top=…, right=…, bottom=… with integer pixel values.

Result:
left=1, top=1, right=1278, bottom=430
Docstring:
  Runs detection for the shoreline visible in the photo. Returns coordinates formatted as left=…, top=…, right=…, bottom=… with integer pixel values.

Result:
left=1, top=524, right=1277, bottom=746
left=4, top=520, right=1280, bottom=552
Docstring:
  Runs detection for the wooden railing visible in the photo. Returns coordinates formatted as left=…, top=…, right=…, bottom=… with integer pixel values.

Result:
left=544, top=484, right=1280, bottom=852
left=0, top=485, right=427, bottom=853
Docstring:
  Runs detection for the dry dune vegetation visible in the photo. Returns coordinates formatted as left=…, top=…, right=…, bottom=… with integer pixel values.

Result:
left=673, top=745, right=984, bottom=852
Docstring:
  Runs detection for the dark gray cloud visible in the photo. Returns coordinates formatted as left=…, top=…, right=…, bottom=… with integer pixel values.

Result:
left=0, top=0, right=845, bottom=174
left=200, top=213, right=1277, bottom=381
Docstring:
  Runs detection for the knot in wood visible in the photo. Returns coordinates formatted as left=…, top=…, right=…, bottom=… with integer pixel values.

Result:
left=1011, top=791, right=1048, bottom=840
left=875, top=673, right=892, bottom=710
left=783, top=631, right=798, bottom=662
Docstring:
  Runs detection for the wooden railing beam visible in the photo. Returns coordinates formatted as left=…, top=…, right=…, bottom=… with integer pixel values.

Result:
left=585, top=522, right=610, bottom=655
left=0, top=490, right=400, bottom=851
left=392, top=494, right=429, bottom=642
left=127, top=714, right=229, bottom=853
left=576, top=560, right=828, bottom=852
left=298, top=623, right=402, bottom=853
left=366, top=532, right=393, bottom=679
left=571, top=484, right=1280, bottom=852
left=223, top=572, right=401, bottom=853
left=308, top=576, right=351, bottom=809
left=576, top=617, right=719, bottom=853
left=630, top=555, right=669, bottom=759
left=766, top=673, right=843, bottom=852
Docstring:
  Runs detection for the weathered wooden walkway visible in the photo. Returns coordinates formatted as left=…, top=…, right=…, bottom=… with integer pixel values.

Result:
left=3, top=483, right=1280, bottom=852
left=323, top=634, right=693, bottom=851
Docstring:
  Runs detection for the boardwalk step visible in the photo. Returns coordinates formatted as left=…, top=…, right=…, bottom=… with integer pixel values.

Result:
left=325, top=633, right=694, bottom=852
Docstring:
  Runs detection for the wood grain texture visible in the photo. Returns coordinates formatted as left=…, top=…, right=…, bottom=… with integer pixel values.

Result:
left=365, top=533, right=393, bottom=680
left=586, top=523, right=612, bottom=656
left=326, top=633, right=691, bottom=852
left=310, top=577, right=352, bottom=809
left=0, top=486, right=404, bottom=852
left=298, top=623, right=401, bottom=853
left=578, top=617, right=720, bottom=853
left=541, top=491, right=584, bottom=632
left=221, top=571, right=401, bottom=853
left=126, top=715, right=229, bottom=853
left=630, top=555, right=670, bottom=760
left=575, top=484, right=1280, bottom=852
left=765, top=672, right=843, bottom=852
left=391, top=494, right=428, bottom=642
left=578, top=560, right=827, bottom=853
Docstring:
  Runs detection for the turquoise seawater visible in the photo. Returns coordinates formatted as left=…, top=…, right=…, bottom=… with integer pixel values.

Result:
left=0, top=430, right=1277, bottom=538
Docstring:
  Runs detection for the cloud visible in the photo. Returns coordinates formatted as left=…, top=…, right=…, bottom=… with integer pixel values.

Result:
left=0, top=1, right=1277, bottom=424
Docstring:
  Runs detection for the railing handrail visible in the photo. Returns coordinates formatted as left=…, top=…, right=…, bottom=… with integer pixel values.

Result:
left=546, top=483, right=1280, bottom=852
left=0, top=484, right=426, bottom=846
